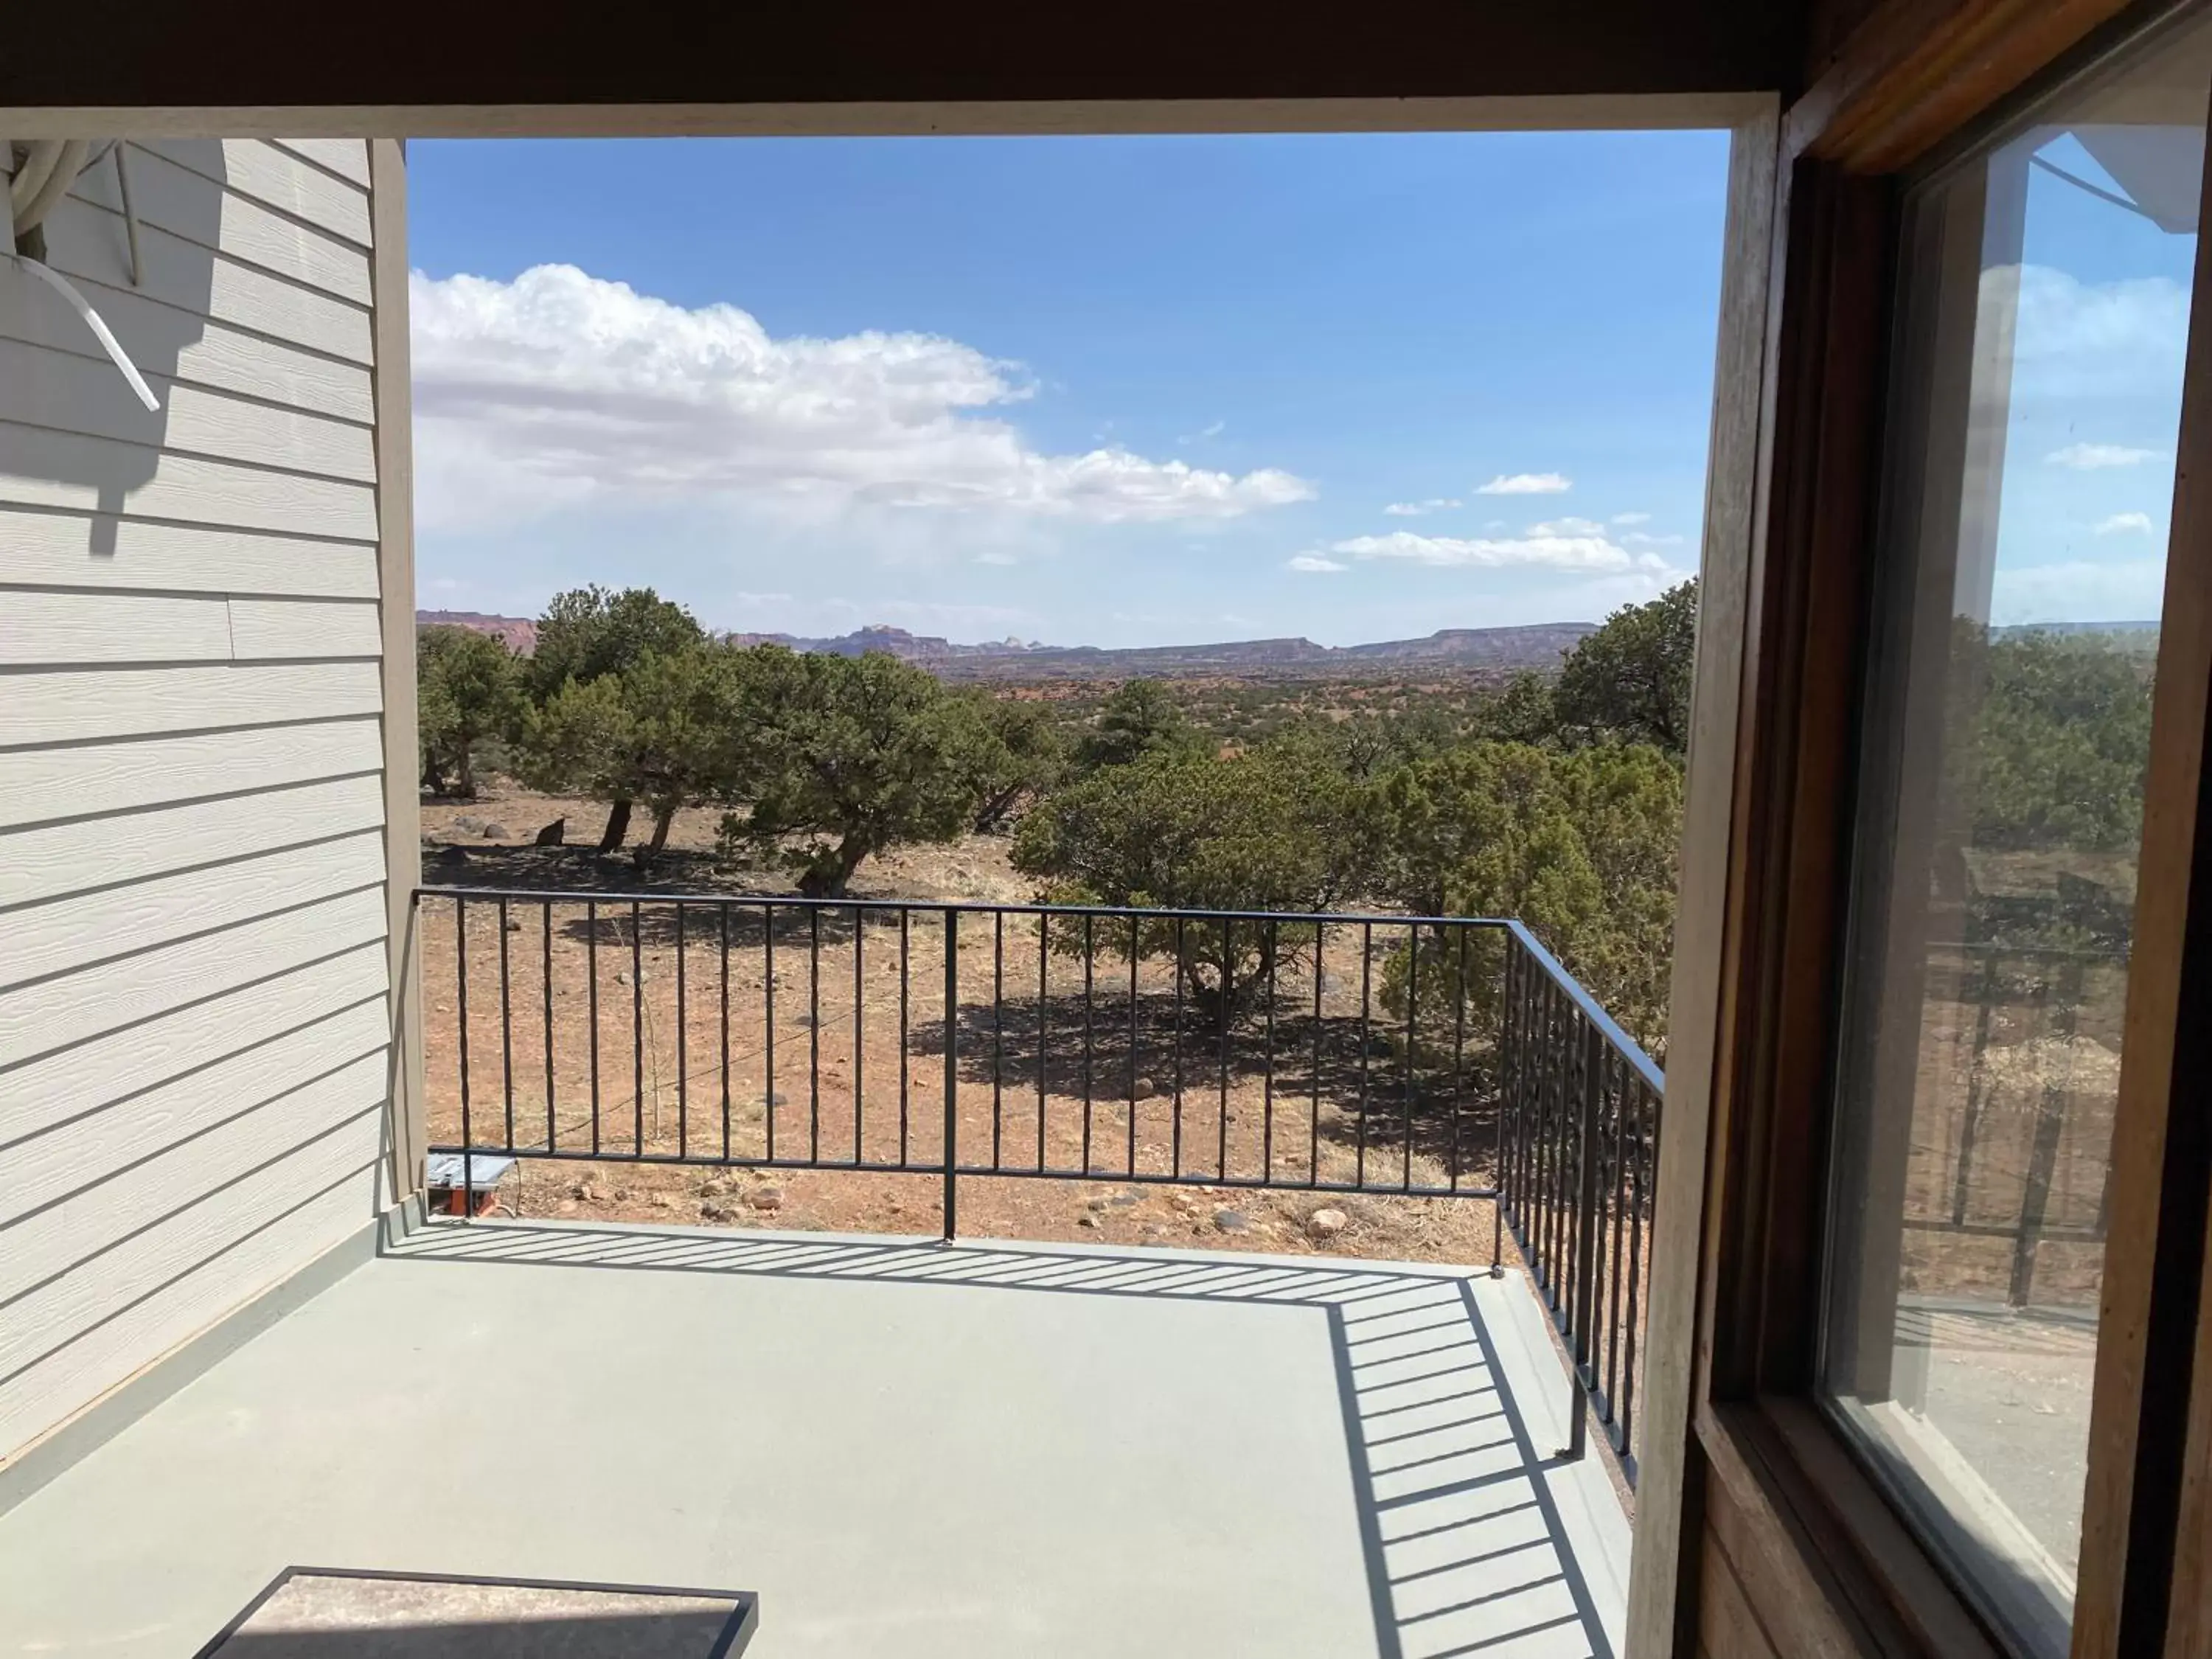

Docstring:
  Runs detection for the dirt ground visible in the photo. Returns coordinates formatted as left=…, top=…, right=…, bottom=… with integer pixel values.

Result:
left=418, top=783, right=1520, bottom=1269
left=1889, top=946, right=2122, bottom=1313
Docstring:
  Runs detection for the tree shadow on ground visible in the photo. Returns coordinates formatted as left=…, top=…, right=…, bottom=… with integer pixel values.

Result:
left=422, top=841, right=746, bottom=897
left=543, top=900, right=907, bottom=952
left=908, top=991, right=1504, bottom=1178
left=423, top=849, right=955, bottom=955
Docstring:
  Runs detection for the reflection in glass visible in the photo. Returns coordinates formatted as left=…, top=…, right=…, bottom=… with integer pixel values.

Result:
left=1820, top=14, right=2209, bottom=1655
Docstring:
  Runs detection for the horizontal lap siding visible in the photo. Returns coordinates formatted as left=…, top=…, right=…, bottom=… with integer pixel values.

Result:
left=38, top=209, right=373, bottom=365
left=0, top=1133, right=381, bottom=1460
left=0, top=279, right=374, bottom=424
left=6, top=829, right=389, bottom=989
left=0, top=661, right=383, bottom=745
left=0, top=510, right=379, bottom=598
left=0, top=138, right=391, bottom=1464
left=0, top=422, right=378, bottom=538
left=269, top=139, right=374, bottom=190
left=0, top=720, right=383, bottom=831
left=1, top=771, right=383, bottom=915
left=0, top=945, right=392, bottom=1147
left=0, top=1053, right=388, bottom=1308
left=0, top=1001, right=392, bottom=1231
left=0, top=591, right=383, bottom=665
left=0, top=339, right=377, bottom=482
left=0, top=887, right=390, bottom=1068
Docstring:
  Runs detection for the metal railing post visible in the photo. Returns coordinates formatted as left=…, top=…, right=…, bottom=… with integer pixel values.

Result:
left=942, top=906, right=959, bottom=1242
left=1492, top=931, right=1514, bottom=1277
left=1565, top=1015, right=1604, bottom=1462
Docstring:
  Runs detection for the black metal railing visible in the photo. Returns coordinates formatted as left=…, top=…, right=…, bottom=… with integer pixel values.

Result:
left=414, top=885, right=1662, bottom=1479
left=1498, top=923, right=1663, bottom=1479
left=1899, top=938, right=2122, bottom=1312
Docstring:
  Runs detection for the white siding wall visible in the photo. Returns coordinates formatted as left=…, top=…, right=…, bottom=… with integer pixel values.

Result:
left=0, top=139, right=391, bottom=1461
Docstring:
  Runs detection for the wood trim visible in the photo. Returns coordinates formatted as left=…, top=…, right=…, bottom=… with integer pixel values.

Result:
left=1683, top=12, right=2212, bottom=1654
left=368, top=138, right=422, bottom=1209
left=0, top=94, right=1780, bottom=143
left=1658, top=150, right=1986, bottom=1659
left=1792, top=0, right=2139, bottom=170
left=0, top=2, right=1792, bottom=120
left=2171, top=1172, right=2212, bottom=1658
left=1701, top=1399, right=2007, bottom=1659
left=1630, top=145, right=1899, bottom=1658
left=1700, top=1522, right=1782, bottom=1658
left=1700, top=1403, right=1889, bottom=1657
left=1624, top=97, right=1784, bottom=1658
left=1706, top=156, right=1894, bottom=1405
left=2084, top=79, right=2212, bottom=1658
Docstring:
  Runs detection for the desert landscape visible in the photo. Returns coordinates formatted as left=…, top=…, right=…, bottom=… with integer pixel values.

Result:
left=420, top=785, right=1520, bottom=1267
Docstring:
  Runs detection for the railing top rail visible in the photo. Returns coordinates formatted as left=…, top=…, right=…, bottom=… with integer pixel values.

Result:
left=1502, top=918, right=1666, bottom=1096
left=1938, top=938, right=2133, bottom=964
left=412, top=885, right=1521, bottom=931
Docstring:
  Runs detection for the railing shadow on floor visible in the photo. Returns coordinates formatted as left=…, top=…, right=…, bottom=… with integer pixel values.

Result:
left=385, top=1217, right=1618, bottom=1659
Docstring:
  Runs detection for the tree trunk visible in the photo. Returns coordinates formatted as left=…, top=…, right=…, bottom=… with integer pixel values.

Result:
left=1178, top=938, right=1232, bottom=1035
left=973, top=784, right=1026, bottom=834
left=421, top=755, right=448, bottom=796
left=597, top=799, right=633, bottom=854
left=797, top=835, right=869, bottom=899
left=648, top=803, right=676, bottom=854
left=1176, top=925, right=1276, bottom=1034
left=456, top=744, right=477, bottom=800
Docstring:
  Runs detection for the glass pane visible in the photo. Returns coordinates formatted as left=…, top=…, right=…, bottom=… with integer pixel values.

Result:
left=1821, top=13, right=2212, bottom=1655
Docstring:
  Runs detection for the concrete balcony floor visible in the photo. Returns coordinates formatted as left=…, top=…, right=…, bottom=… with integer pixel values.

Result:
left=0, top=1219, right=1630, bottom=1658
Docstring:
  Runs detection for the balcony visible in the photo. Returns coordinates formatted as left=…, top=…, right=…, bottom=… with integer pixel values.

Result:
left=0, top=890, right=1656, bottom=1659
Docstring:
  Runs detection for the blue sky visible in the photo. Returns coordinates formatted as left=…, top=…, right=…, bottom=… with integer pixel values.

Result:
left=405, top=131, right=1735, bottom=646
left=1981, top=131, right=2198, bottom=627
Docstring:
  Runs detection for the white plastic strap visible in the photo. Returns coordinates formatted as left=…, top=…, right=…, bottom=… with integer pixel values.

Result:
left=10, top=254, right=160, bottom=411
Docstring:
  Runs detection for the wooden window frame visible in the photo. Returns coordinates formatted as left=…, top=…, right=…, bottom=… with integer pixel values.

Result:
left=1630, top=5, right=2212, bottom=1655
left=370, top=138, right=427, bottom=1213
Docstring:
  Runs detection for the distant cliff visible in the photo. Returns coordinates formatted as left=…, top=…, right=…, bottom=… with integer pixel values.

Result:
left=916, top=623, right=1596, bottom=681
left=722, top=624, right=1043, bottom=661
left=417, top=610, right=538, bottom=654
left=417, top=613, right=1593, bottom=680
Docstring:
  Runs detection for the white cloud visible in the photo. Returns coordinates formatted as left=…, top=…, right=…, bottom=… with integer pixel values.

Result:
left=1991, top=559, right=2166, bottom=626
left=1178, top=419, right=1226, bottom=444
left=2096, top=511, right=2157, bottom=536
left=1287, top=554, right=1349, bottom=573
left=1475, top=472, right=1572, bottom=495
left=1611, top=511, right=1652, bottom=525
left=410, top=264, right=1315, bottom=534
left=824, top=597, right=1032, bottom=631
left=2046, top=442, right=2163, bottom=470
left=2006, top=265, right=2191, bottom=400
left=1382, top=497, right=1462, bottom=517
left=1528, top=516, right=1606, bottom=537
left=1326, top=529, right=1667, bottom=574
left=711, top=591, right=1034, bottom=639
left=877, top=599, right=1031, bottom=630
left=1624, top=529, right=1688, bottom=547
